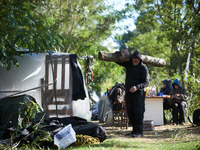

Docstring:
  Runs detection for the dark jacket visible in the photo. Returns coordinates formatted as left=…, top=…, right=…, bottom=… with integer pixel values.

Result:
left=169, top=79, right=188, bottom=105
left=160, top=79, right=173, bottom=95
left=70, top=54, right=86, bottom=100
left=116, top=51, right=149, bottom=94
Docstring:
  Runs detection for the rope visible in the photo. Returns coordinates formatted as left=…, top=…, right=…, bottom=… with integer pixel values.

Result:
left=2, top=83, right=53, bottom=99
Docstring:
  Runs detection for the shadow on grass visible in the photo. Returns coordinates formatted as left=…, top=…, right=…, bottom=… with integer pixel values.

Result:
left=144, top=125, right=200, bottom=139
left=106, top=125, right=200, bottom=140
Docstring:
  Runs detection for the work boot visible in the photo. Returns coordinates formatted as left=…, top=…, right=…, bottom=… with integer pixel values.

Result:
left=131, top=133, right=143, bottom=138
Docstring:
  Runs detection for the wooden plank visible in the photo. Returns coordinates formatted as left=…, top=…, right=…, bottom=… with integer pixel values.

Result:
left=44, top=90, right=69, bottom=97
left=53, top=57, right=58, bottom=89
left=43, top=54, right=73, bottom=117
left=48, top=109, right=69, bottom=115
left=47, top=101, right=70, bottom=105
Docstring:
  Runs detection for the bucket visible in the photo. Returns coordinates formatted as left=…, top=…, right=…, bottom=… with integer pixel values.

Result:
left=54, top=124, right=77, bottom=149
left=143, top=120, right=154, bottom=131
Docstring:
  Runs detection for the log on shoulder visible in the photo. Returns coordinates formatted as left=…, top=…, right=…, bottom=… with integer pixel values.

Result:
left=98, top=51, right=166, bottom=67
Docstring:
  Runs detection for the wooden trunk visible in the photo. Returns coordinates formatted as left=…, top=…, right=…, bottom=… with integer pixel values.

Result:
left=98, top=51, right=166, bottom=67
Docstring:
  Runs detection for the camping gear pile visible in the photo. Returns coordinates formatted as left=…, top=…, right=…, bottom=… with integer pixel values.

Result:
left=0, top=52, right=105, bottom=148
left=98, top=92, right=113, bottom=125
left=0, top=95, right=106, bottom=149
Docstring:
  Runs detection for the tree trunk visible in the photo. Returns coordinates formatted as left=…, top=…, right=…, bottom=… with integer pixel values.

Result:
left=187, top=40, right=195, bottom=92
left=190, top=40, right=195, bottom=75
left=169, top=47, right=173, bottom=76
left=98, top=51, right=166, bottom=67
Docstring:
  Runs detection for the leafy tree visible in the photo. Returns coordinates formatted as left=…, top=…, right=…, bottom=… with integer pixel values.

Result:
left=0, top=0, right=63, bottom=69
left=114, top=30, right=140, bottom=51
left=125, top=0, right=200, bottom=112
left=155, top=0, right=200, bottom=86
left=46, top=0, right=131, bottom=95
left=0, top=0, right=131, bottom=95
left=129, top=0, right=199, bottom=84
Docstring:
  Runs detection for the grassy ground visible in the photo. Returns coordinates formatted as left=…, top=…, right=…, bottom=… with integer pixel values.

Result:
left=69, top=123, right=200, bottom=150
left=69, top=139, right=199, bottom=150
left=1, top=123, right=200, bottom=150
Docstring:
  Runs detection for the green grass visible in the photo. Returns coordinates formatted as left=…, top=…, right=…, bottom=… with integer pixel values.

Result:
left=68, top=139, right=200, bottom=150
left=1, top=138, right=199, bottom=150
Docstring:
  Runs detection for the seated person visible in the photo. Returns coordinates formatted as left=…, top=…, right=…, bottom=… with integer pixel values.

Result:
left=160, top=79, right=173, bottom=124
left=108, top=82, right=125, bottom=110
left=169, top=79, right=188, bottom=125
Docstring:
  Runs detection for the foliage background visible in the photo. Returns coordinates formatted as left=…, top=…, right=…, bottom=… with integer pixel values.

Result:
left=115, top=0, right=200, bottom=114
left=0, top=0, right=199, bottom=111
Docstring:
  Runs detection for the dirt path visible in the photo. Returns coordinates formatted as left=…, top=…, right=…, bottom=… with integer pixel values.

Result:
left=94, top=121, right=200, bottom=143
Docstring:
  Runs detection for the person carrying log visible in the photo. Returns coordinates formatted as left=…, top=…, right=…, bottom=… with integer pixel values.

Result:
left=115, top=50, right=149, bottom=138
left=98, top=50, right=166, bottom=67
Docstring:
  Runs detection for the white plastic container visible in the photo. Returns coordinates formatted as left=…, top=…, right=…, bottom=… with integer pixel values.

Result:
left=54, top=124, right=77, bottom=149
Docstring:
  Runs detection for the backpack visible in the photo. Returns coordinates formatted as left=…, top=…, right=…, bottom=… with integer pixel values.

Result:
left=108, top=85, right=125, bottom=110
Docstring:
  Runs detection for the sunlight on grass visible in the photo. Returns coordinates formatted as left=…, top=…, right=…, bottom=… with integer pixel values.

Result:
left=69, top=138, right=200, bottom=150
left=0, top=138, right=199, bottom=150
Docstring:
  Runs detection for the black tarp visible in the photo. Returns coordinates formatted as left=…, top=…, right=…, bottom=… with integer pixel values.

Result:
left=2, top=116, right=106, bottom=148
left=0, top=95, right=43, bottom=128
left=46, top=117, right=106, bottom=142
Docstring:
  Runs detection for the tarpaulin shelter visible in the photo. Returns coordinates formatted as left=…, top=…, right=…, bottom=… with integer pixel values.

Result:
left=0, top=52, right=91, bottom=121
left=0, top=95, right=44, bottom=130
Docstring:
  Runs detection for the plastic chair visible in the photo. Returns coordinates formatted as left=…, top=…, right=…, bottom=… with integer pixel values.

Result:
left=169, top=93, right=193, bottom=124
